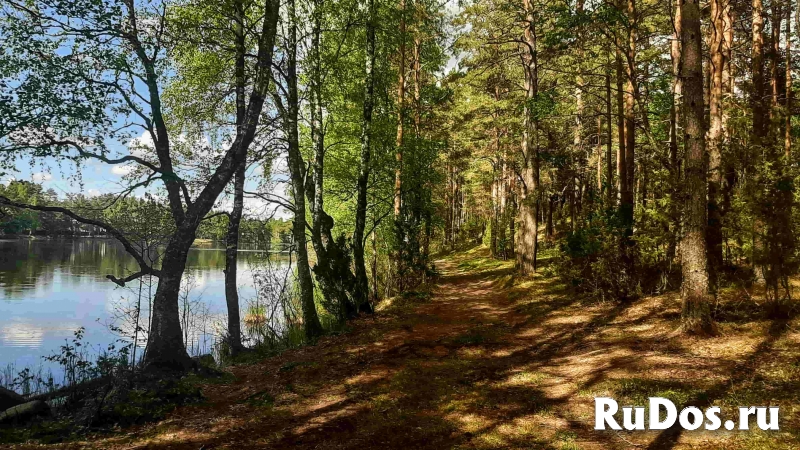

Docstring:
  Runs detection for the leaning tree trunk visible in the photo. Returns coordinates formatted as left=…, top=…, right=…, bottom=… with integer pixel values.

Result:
left=352, top=0, right=377, bottom=313
left=145, top=232, right=196, bottom=370
left=223, top=162, right=245, bottom=354
left=680, top=0, right=714, bottom=333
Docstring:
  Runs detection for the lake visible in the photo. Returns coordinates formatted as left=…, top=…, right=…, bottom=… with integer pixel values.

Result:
left=0, top=238, right=288, bottom=383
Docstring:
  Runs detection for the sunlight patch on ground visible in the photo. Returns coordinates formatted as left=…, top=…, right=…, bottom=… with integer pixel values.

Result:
left=498, top=370, right=547, bottom=387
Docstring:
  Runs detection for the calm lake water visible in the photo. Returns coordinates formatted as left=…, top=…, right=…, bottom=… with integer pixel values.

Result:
left=0, top=238, right=286, bottom=380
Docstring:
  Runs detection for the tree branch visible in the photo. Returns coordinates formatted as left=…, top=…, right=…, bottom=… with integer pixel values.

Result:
left=0, top=196, right=161, bottom=282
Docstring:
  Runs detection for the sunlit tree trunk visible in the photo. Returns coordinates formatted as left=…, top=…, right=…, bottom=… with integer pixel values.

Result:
left=680, top=0, right=714, bottom=333
left=666, top=0, right=682, bottom=265
left=707, top=0, right=726, bottom=290
left=517, top=0, right=540, bottom=274
left=753, top=0, right=767, bottom=142
left=307, top=0, right=357, bottom=319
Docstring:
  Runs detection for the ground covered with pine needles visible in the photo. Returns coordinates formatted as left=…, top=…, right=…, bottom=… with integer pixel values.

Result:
left=2, top=246, right=799, bottom=449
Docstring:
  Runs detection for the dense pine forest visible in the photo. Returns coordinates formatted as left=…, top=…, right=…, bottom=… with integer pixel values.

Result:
left=1, top=0, right=800, bottom=447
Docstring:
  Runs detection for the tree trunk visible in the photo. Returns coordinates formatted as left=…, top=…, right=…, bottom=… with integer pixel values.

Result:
left=286, top=0, right=323, bottom=339
left=667, top=0, right=682, bottom=264
left=223, top=163, right=245, bottom=354
left=622, top=0, right=636, bottom=234
left=223, top=0, right=248, bottom=355
left=615, top=45, right=627, bottom=205
left=680, top=0, right=714, bottom=333
left=786, top=4, right=792, bottom=157
left=353, top=0, right=376, bottom=312
left=394, top=0, right=406, bottom=218
left=707, top=0, right=726, bottom=290
left=491, top=171, right=498, bottom=257
left=605, top=65, right=614, bottom=205
left=517, top=0, right=540, bottom=274
left=597, top=116, right=603, bottom=194
left=142, top=0, right=279, bottom=371
left=770, top=1, right=783, bottom=121
left=306, top=0, right=358, bottom=320
left=753, top=0, right=767, bottom=142
left=146, top=235, right=195, bottom=370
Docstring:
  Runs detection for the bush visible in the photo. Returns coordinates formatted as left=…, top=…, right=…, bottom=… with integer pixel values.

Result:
left=555, top=211, right=639, bottom=302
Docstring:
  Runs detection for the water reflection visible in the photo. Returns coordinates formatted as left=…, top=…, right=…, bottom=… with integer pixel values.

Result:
left=0, top=238, right=287, bottom=374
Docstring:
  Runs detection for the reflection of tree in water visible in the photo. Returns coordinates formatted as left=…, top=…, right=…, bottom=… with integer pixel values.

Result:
left=0, top=239, right=137, bottom=295
left=0, top=238, right=290, bottom=299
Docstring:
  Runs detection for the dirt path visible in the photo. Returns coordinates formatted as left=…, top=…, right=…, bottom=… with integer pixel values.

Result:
left=16, top=248, right=800, bottom=449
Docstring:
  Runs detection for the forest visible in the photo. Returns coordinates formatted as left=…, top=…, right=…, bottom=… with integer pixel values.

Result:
left=1, top=0, right=799, bottom=447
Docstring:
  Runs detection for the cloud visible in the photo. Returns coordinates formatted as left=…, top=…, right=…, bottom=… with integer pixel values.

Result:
left=129, top=133, right=154, bottom=157
left=86, top=189, right=101, bottom=197
left=0, top=322, right=45, bottom=348
left=32, top=172, right=53, bottom=183
left=111, top=165, right=134, bottom=176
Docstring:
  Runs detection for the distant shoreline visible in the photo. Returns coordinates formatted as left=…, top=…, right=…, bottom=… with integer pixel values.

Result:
left=0, top=235, right=290, bottom=252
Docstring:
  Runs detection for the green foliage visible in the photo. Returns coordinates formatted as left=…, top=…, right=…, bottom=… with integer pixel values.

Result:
left=556, top=209, right=640, bottom=301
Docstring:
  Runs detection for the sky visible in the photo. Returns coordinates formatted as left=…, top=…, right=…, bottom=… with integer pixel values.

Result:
left=1, top=135, right=293, bottom=220
left=1, top=0, right=467, bottom=220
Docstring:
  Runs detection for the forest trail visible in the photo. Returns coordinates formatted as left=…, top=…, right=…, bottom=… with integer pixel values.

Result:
left=31, top=247, right=800, bottom=450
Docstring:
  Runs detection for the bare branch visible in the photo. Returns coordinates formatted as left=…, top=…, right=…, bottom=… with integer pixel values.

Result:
left=0, top=196, right=161, bottom=280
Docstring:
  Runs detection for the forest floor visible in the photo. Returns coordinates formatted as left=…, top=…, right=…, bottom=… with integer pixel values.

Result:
left=3, top=246, right=800, bottom=449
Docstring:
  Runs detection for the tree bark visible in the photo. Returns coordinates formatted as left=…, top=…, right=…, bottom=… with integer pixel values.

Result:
left=707, top=0, right=726, bottom=290
left=667, top=0, right=682, bottom=264
left=615, top=44, right=627, bottom=206
left=752, top=0, right=767, bottom=142
left=517, top=0, right=540, bottom=274
left=353, top=0, right=377, bottom=312
left=305, top=0, right=358, bottom=320
left=680, top=0, right=714, bottom=333
left=785, top=1, right=792, bottom=157
left=222, top=0, right=248, bottom=356
left=605, top=66, right=614, bottom=205
left=622, top=0, right=636, bottom=234
left=394, top=0, right=406, bottom=218
left=223, top=163, right=245, bottom=354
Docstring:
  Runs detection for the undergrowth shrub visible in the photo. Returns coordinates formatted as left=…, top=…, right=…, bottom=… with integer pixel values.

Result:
left=555, top=211, right=641, bottom=301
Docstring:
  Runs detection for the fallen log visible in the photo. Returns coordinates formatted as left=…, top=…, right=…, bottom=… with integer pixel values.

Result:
left=26, top=376, right=110, bottom=403
left=0, top=387, right=25, bottom=410
left=0, top=400, right=50, bottom=424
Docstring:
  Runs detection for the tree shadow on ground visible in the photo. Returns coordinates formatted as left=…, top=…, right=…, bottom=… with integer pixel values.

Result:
left=60, top=248, right=800, bottom=450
